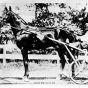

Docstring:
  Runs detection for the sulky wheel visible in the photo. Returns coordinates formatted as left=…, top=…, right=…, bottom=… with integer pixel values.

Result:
left=70, top=59, right=88, bottom=84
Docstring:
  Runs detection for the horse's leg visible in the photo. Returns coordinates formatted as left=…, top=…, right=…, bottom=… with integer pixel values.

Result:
left=58, top=51, right=66, bottom=70
left=56, top=48, right=66, bottom=77
left=21, top=47, right=29, bottom=81
left=66, top=49, right=73, bottom=63
left=66, top=48, right=77, bottom=77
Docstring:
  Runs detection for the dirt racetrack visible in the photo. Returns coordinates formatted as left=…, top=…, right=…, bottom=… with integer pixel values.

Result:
left=0, top=59, right=75, bottom=84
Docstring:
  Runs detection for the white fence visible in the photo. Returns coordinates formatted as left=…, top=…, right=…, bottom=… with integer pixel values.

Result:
left=0, top=44, right=59, bottom=66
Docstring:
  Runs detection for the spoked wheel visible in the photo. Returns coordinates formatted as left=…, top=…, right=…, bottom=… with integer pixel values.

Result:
left=70, top=59, right=88, bottom=84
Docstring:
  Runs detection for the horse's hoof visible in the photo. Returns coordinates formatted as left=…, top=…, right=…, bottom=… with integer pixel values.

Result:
left=23, top=76, right=29, bottom=82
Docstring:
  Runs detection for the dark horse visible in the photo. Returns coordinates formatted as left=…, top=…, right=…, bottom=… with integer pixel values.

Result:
left=2, top=6, right=79, bottom=80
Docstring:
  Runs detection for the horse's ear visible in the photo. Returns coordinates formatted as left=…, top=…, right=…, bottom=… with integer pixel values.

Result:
left=9, top=6, right=12, bottom=11
left=4, top=6, right=8, bottom=12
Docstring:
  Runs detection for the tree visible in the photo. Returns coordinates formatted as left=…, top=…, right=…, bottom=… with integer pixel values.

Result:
left=34, top=3, right=53, bottom=27
left=71, top=7, right=88, bottom=33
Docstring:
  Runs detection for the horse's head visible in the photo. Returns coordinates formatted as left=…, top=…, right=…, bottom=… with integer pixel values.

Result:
left=2, top=6, right=19, bottom=26
left=2, top=6, right=23, bottom=37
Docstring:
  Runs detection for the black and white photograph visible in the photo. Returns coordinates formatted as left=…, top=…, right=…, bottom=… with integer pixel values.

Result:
left=0, top=0, right=88, bottom=85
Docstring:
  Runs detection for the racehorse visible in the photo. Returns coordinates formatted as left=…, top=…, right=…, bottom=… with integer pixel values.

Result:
left=2, top=6, right=79, bottom=80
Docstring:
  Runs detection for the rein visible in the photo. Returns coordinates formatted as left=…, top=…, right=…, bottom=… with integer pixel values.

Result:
left=12, top=11, right=28, bottom=25
left=10, top=24, right=41, bottom=36
left=9, top=11, right=41, bottom=35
